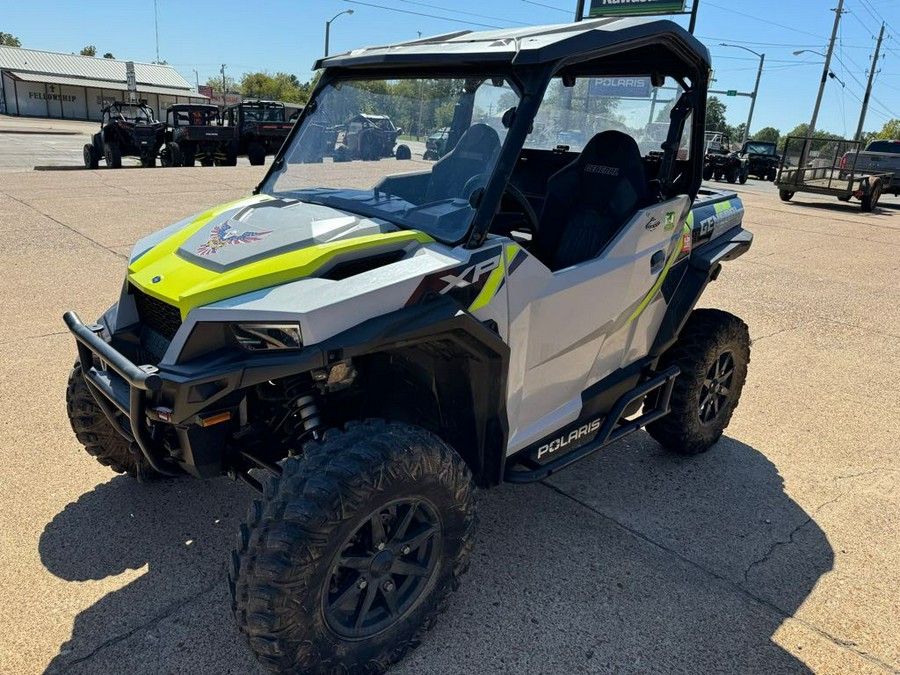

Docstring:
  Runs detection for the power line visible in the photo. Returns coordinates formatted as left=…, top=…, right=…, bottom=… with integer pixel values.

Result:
left=703, top=1, right=829, bottom=40
left=520, top=0, right=570, bottom=14
left=395, top=0, right=532, bottom=27
left=342, top=0, right=503, bottom=28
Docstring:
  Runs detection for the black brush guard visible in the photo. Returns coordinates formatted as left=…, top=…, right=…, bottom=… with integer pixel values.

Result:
left=64, top=311, right=181, bottom=476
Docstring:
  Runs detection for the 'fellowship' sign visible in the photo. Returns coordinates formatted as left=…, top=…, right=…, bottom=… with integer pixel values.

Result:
left=590, top=0, right=686, bottom=16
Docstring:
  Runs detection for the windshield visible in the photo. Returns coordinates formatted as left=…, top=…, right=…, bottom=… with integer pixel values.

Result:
left=263, top=76, right=518, bottom=245
left=172, top=107, right=218, bottom=126
left=112, top=104, right=155, bottom=123
left=244, top=105, right=285, bottom=122
left=744, top=142, right=776, bottom=156
left=866, top=140, right=900, bottom=154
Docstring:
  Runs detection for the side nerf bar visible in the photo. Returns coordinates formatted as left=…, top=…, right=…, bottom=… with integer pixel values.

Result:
left=63, top=311, right=180, bottom=476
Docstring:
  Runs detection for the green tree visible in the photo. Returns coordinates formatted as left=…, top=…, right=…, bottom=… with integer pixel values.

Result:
left=206, top=75, right=237, bottom=93
left=706, top=96, right=727, bottom=131
left=752, top=126, right=780, bottom=144
left=239, top=71, right=311, bottom=104
left=873, top=118, right=900, bottom=140
left=79, top=45, right=96, bottom=56
left=0, top=31, right=21, bottom=47
left=103, top=52, right=114, bottom=59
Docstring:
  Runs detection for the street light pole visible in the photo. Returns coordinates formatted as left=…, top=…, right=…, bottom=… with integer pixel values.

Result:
left=325, top=9, right=354, bottom=57
left=720, top=43, right=765, bottom=146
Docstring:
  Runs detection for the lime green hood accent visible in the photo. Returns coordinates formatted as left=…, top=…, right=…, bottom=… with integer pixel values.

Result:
left=128, top=195, right=433, bottom=317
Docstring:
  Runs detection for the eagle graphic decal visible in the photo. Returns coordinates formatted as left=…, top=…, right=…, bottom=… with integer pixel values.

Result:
left=197, top=221, right=273, bottom=256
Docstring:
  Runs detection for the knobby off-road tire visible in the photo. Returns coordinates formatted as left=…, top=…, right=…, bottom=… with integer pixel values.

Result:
left=83, top=144, right=98, bottom=169
left=247, top=141, right=266, bottom=166
left=647, top=309, right=750, bottom=455
left=229, top=419, right=476, bottom=675
left=66, top=362, right=161, bottom=481
left=104, top=141, right=122, bottom=168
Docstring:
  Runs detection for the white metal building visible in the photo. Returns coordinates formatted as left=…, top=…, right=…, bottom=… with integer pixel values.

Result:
left=0, top=46, right=207, bottom=121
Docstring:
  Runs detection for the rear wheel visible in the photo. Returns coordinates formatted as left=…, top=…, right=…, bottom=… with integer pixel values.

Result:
left=738, top=167, right=749, bottom=184
left=395, top=144, right=411, bottom=160
left=66, top=361, right=162, bottom=481
left=702, top=165, right=713, bottom=181
left=779, top=189, right=794, bottom=202
left=646, top=309, right=750, bottom=455
left=220, top=142, right=238, bottom=166
left=229, top=419, right=476, bottom=675
left=247, top=141, right=266, bottom=166
left=861, top=178, right=883, bottom=212
left=182, top=146, right=196, bottom=167
left=104, top=141, right=122, bottom=169
left=83, top=144, right=98, bottom=169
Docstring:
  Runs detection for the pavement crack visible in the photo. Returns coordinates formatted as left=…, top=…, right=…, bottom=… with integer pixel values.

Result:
left=2, top=192, right=127, bottom=260
left=50, top=577, right=222, bottom=674
left=540, top=481, right=898, bottom=674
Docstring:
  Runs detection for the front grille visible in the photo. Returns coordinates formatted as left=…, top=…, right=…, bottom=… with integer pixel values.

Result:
left=133, top=287, right=182, bottom=341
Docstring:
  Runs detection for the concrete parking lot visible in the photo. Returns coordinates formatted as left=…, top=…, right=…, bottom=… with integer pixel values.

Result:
left=0, top=155, right=897, bottom=674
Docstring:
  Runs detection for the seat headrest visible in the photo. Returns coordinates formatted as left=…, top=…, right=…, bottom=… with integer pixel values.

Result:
left=449, top=123, right=501, bottom=163
left=572, top=130, right=648, bottom=210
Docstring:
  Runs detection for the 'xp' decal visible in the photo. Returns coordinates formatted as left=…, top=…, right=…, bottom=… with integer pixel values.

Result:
left=197, top=222, right=272, bottom=256
left=439, top=256, right=500, bottom=294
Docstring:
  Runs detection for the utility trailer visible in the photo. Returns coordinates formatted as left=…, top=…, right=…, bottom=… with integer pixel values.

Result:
left=775, top=136, right=893, bottom=212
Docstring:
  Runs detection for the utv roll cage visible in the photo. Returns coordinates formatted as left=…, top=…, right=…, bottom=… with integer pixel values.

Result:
left=261, top=18, right=710, bottom=250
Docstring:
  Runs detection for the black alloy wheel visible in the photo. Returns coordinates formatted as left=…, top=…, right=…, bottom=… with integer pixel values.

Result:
left=699, top=351, right=735, bottom=425
left=323, top=498, right=440, bottom=639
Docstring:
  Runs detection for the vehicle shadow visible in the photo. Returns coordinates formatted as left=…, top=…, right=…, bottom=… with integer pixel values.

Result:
left=41, top=434, right=831, bottom=674
left=780, top=198, right=889, bottom=215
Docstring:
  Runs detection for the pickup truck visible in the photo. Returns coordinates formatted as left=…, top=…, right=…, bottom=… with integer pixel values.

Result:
left=841, top=139, right=900, bottom=196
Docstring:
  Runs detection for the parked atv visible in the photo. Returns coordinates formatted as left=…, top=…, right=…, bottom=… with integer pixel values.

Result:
left=739, top=140, right=780, bottom=181
left=333, top=113, right=411, bottom=161
left=164, top=104, right=239, bottom=167
left=422, top=127, right=450, bottom=160
left=222, top=100, right=293, bottom=166
left=65, top=19, right=752, bottom=675
left=83, top=101, right=166, bottom=169
left=703, top=132, right=749, bottom=184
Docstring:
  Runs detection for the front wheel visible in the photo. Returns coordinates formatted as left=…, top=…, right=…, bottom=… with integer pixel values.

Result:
left=646, top=309, right=750, bottom=455
left=229, top=420, right=476, bottom=674
left=66, top=362, right=162, bottom=481
left=395, top=144, right=411, bottom=160
left=726, top=165, right=739, bottom=184
left=160, top=142, right=182, bottom=167
left=738, top=167, right=749, bottom=184
left=104, top=141, right=122, bottom=169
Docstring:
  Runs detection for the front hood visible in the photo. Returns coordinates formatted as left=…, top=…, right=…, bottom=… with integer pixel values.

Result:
left=128, top=195, right=432, bottom=317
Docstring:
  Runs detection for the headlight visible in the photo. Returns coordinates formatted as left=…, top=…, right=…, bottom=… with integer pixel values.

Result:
left=231, top=323, right=302, bottom=351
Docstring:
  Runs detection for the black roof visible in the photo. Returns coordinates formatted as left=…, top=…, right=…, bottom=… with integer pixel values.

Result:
left=314, top=18, right=710, bottom=72
left=167, top=103, right=218, bottom=112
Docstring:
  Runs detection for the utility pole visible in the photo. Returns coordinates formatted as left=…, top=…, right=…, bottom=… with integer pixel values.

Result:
left=574, top=0, right=585, bottom=22
left=154, top=0, right=160, bottom=63
left=192, top=69, right=199, bottom=91
left=807, top=0, right=844, bottom=148
left=220, top=64, right=227, bottom=97
left=689, top=1, right=700, bottom=34
left=855, top=22, right=885, bottom=143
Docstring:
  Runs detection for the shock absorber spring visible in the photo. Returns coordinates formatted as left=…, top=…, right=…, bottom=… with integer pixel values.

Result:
left=293, top=394, right=323, bottom=441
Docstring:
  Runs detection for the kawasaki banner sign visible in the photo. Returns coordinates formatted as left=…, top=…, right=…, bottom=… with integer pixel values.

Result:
left=589, top=0, right=686, bottom=16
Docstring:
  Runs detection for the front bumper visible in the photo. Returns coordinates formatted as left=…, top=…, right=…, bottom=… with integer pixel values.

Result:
left=64, top=311, right=329, bottom=478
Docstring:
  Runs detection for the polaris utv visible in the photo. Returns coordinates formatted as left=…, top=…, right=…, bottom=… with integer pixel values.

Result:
left=83, top=101, right=166, bottom=169
left=65, top=18, right=752, bottom=675
left=223, top=100, right=294, bottom=165
left=703, top=131, right=748, bottom=184
left=333, top=113, right=411, bottom=161
left=164, top=104, right=239, bottom=167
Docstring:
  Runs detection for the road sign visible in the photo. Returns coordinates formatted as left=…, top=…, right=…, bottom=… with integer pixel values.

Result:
left=589, top=0, right=685, bottom=16
left=727, top=90, right=738, bottom=97
left=125, top=61, right=137, bottom=104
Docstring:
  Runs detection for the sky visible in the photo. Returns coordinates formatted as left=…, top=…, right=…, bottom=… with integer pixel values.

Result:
left=4, top=0, right=900, bottom=136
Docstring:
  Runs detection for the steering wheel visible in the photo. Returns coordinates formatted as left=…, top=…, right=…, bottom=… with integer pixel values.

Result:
left=499, top=183, right=540, bottom=236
